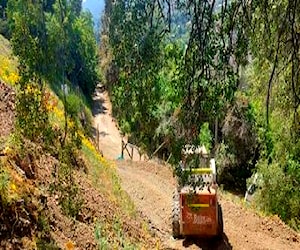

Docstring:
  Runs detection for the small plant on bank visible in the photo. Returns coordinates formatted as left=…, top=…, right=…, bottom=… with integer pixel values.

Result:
left=0, top=169, right=10, bottom=205
left=94, top=218, right=138, bottom=250
left=95, top=222, right=109, bottom=250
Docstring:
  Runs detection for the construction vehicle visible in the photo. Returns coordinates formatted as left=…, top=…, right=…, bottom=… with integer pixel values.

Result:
left=172, top=145, right=223, bottom=238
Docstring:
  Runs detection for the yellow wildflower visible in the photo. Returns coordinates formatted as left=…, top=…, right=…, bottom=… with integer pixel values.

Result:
left=3, top=146, right=12, bottom=155
left=65, top=240, right=74, bottom=250
left=10, top=183, right=17, bottom=192
left=53, top=106, right=64, bottom=119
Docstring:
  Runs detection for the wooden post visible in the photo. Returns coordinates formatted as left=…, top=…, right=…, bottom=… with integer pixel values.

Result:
left=124, top=143, right=131, bottom=158
left=121, top=136, right=124, bottom=159
left=150, top=141, right=166, bottom=159
left=166, top=153, right=172, bottom=163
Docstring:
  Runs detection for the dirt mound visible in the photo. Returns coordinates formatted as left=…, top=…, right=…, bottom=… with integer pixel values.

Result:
left=0, top=81, right=15, bottom=139
left=260, top=215, right=299, bottom=243
left=221, top=196, right=299, bottom=250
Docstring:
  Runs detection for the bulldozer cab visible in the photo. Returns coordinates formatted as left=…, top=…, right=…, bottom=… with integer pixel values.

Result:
left=178, top=145, right=216, bottom=189
left=172, top=145, right=223, bottom=238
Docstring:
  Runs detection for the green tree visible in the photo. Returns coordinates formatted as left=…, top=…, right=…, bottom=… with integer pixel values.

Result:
left=245, top=0, right=300, bottom=229
left=70, top=0, right=82, bottom=16
left=8, top=0, right=51, bottom=141
left=0, top=0, right=9, bottom=37
left=107, top=0, right=171, bottom=152
left=8, top=0, right=50, bottom=82
left=101, top=1, right=300, bottom=231
left=70, top=11, right=98, bottom=97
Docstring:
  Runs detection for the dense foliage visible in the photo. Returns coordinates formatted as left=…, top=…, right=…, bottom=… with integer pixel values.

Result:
left=8, top=0, right=98, bottom=99
left=7, top=0, right=98, bottom=144
left=0, top=0, right=9, bottom=37
left=101, top=0, right=299, bottom=229
left=5, top=0, right=98, bottom=221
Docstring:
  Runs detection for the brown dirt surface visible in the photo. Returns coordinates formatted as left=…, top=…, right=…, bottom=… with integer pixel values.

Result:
left=116, top=160, right=300, bottom=250
left=94, top=88, right=300, bottom=250
left=1, top=139, right=156, bottom=249
left=0, top=81, right=15, bottom=140
left=0, top=81, right=156, bottom=249
left=93, top=89, right=143, bottom=161
left=35, top=152, right=157, bottom=249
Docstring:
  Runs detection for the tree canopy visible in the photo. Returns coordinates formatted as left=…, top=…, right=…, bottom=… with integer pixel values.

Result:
left=101, top=0, right=299, bottom=229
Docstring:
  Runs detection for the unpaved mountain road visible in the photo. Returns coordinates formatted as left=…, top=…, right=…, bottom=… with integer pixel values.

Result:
left=116, top=160, right=300, bottom=250
left=93, top=90, right=142, bottom=161
left=93, top=89, right=300, bottom=249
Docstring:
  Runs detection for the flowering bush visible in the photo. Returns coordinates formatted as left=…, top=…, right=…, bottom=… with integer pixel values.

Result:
left=0, top=55, right=19, bottom=85
left=16, top=82, right=50, bottom=142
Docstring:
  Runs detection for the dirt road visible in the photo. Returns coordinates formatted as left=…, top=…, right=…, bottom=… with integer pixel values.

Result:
left=93, top=89, right=142, bottom=161
left=93, top=89, right=300, bottom=249
left=116, top=161, right=299, bottom=250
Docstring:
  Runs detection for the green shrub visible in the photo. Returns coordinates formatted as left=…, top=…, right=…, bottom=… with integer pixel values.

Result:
left=55, top=159, right=83, bottom=218
left=95, top=222, right=109, bottom=250
left=94, top=218, right=138, bottom=250
left=16, top=82, right=50, bottom=142
left=66, top=93, right=81, bottom=119
left=81, top=106, right=93, bottom=137
left=0, top=169, right=10, bottom=205
left=60, top=184, right=82, bottom=218
left=198, top=122, right=212, bottom=152
left=256, top=159, right=300, bottom=230
left=0, top=19, right=10, bottom=39
left=36, top=239, right=60, bottom=250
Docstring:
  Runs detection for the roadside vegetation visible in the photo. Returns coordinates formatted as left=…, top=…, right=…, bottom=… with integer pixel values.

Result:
left=0, top=1, right=299, bottom=248
left=0, top=0, right=155, bottom=248
left=100, top=0, right=299, bottom=231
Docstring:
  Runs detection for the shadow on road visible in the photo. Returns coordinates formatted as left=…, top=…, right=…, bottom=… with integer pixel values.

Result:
left=92, top=96, right=107, bottom=115
left=182, top=233, right=232, bottom=250
left=91, top=126, right=109, bottom=139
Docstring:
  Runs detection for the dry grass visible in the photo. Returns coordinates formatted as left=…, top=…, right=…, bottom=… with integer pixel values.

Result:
left=0, top=34, right=11, bottom=57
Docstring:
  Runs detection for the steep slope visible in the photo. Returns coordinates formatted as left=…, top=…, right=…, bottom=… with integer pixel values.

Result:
left=0, top=81, right=15, bottom=140
left=0, top=34, right=156, bottom=249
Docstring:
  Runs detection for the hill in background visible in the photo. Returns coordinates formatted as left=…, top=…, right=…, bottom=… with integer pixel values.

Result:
left=82, top=0, right=105, bottom=27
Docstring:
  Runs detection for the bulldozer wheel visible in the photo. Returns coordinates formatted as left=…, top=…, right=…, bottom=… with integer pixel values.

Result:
left=172, top=190, right=180, bottom=238
left=217, top=203, right=224, bottom=236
